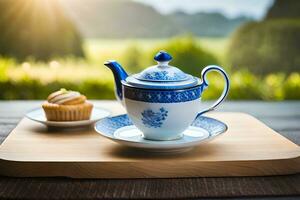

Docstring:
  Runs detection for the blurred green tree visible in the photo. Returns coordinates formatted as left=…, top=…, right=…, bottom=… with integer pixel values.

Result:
left=0, top=0, right=84, bottom=61
left=228, top=0, right=300, bottom=74
left=120, top=45, right=145, bottom=73
left=228, top=20, right=300, bottom=74
left=265, top=0, right=300, bottom=19
left=150, top=36, right=219, bottom=77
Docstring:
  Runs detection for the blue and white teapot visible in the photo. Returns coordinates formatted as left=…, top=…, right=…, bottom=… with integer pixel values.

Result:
left=105, top=51, right=229, bottom=141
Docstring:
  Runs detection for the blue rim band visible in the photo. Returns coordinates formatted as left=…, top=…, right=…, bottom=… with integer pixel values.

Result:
left=124, top=85, right=204, bottom=103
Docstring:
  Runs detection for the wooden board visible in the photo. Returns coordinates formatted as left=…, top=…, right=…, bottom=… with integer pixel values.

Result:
left=0, top=112, right=299, bottom=178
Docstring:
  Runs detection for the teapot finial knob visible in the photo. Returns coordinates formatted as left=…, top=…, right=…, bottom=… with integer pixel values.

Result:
left=154, top=50, right=172, bottom=62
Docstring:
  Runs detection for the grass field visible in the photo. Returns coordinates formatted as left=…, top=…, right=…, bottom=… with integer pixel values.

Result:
left=84, top=37, right=229, bottom=65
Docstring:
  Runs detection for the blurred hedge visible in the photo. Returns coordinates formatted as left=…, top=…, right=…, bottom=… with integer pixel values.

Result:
left=228, top=19, right=300, bottom=74
left=0, top=62, right=299, bottom=100
left=0, top=79, right=114, bottom=100
left=201, top=71, right=300, bottom=100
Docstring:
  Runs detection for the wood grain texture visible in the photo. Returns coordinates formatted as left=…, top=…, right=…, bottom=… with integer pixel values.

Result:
left=0, top=101, right=299, bottom=199
left=0, top=111, right=299, bottom=178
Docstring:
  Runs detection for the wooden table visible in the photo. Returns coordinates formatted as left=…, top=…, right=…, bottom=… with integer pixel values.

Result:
left=0, top=100, right=299, bottom=199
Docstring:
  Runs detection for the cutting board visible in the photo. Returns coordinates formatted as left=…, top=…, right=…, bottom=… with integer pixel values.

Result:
left=0, top=110, right=299, bottom=178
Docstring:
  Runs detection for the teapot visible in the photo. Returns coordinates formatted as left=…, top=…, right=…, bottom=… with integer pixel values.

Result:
left=105, top=51, right=229, bottom=141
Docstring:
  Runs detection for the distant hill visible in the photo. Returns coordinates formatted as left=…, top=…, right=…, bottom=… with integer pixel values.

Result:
left=60, top=0, right=252, bottom=38
left=169, top=11, right=251, bottom=37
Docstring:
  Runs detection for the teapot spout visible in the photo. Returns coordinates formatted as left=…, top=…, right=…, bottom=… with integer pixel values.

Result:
left=104, top=60, right=128, bottom=103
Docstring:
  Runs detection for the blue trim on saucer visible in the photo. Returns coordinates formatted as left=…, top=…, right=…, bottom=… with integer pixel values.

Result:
left=95, top=114, right=227, bottom=138
left=95, top=115, right=133, bottom=135
left=124, top=85, right=204, bottom=103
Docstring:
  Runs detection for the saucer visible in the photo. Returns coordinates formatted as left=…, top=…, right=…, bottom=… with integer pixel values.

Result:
left=26, top=107, right=110, bottom=128
left=95, top=114, right=227, bottom=153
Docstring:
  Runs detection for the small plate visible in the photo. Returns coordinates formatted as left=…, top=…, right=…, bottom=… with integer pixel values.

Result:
left=95, top=114, right=227, bottom=153
left=26, top=107, right=110, bottom=128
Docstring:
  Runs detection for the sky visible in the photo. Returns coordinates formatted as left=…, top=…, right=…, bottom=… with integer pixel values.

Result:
left=134, top=0, right=274, bottom=19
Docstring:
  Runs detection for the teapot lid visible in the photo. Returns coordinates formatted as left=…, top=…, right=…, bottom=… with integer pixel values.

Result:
left=125, top=51, right=200, bottom=89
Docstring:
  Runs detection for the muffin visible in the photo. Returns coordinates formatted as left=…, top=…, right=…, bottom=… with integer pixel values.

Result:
left=42, top=89, right=93, bottom=121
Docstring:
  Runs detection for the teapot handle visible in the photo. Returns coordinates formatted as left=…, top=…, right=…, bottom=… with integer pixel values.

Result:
left=197, top=65, right=230, bottom=116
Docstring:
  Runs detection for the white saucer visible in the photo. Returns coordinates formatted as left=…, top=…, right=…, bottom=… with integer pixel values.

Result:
left=26, top=107, right=110, bottom=128
left=95, top=114, right=227, bottom=153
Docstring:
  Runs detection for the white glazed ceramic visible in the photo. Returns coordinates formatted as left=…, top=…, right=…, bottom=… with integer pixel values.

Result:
left=95, top=114, right=227, bottom=153
left=26, top=107, right=110, bottom=128
left=105, top=51, right=229, bottom=140
left=125, top=98, right=202, bottom=140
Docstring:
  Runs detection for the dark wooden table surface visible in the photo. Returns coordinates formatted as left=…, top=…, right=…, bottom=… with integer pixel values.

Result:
left=0, top=100, right=299, bottom=200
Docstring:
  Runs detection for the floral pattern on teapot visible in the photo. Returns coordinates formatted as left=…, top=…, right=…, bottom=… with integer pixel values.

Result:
left=141, top=107, right=168, bottom=128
